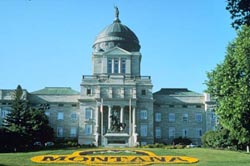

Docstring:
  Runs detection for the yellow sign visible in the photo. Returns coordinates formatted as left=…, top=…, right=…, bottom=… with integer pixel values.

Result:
left=31, top=149, right=199, bottom=165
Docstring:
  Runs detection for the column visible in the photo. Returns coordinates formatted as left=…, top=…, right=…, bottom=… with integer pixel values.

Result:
left=95, top=105, right=99, bottom=146
left=120, top=106, right=124, bottom=123
left=132, top=107, right=136, bottom=134
left=108, top=106, right=112, bottom=129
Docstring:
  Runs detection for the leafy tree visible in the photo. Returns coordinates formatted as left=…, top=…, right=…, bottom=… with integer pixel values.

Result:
left=226, top=0, right=250, bottom=30
left=206, top=26, right=250, bottom=151
left=202, top=129, right=234, bottom=149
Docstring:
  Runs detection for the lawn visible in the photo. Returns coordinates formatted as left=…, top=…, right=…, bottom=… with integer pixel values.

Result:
left=0, top=148, right=250, bottom=166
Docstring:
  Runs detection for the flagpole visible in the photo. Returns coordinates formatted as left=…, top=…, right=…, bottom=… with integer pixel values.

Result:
left=101, top=98, right=103, bottom=146
left=129, top=98, right=132, bottom=136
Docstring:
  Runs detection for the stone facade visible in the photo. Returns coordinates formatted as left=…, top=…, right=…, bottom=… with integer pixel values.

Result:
left=0, top=8, right=216, bottom=146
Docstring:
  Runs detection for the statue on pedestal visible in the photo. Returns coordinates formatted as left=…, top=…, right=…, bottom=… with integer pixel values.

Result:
left=110, top=110, right=126, bottom=132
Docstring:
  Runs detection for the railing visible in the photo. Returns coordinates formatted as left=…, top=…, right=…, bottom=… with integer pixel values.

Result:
left=82, top=75, right=151, bottom=80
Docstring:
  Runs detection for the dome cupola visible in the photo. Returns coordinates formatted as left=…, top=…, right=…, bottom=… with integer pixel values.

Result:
left=93, top=7, right=140, bottom=52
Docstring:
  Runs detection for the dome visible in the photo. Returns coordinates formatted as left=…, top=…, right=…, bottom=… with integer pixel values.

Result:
left=93, top=7, right=140, bottom=52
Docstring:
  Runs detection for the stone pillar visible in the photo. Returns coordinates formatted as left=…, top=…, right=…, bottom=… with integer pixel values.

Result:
left=120, top=106, right=124, bottom=123
left=132, top=107, right=136, bottom=134
left=108, top=106, right=112, bottom=129
left=94, top=105, right=99, bottom=147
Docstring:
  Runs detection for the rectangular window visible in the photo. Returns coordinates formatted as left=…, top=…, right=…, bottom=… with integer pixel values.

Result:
left=108, top=59, right=112, bottom=73
left=169, top=127, right=175, bottom=138
left=85, top=108, right=92, bottom=120
left=57, top=127, right=63, bottom=137
left=87, top=88, right=92, bottom=95
left=71, top=112, right=77, bottom=121
left=196, top=128, right=202, bottom=137
left=1, top=109, right=10, bottom=118
left=70, top=127, right=77, bottom=137
left=58, top=104, right=64, bottom=107
left=196, top=105, right=202, bottom=108
left=155, top=112, right=161, bottom=122
left=195, top=113, right=202, bottom=122
left=141, top=89, right=146, bottom=96
left=182, top=129, right=188, bottom=137
left=57, top=112, right=64, bottom=120
left=155, top=127, right=161, bottom=138
left=121, top=58, right=126, bottom=74
left=85, top=124, right=92, bottom=135
left=140, top=124, right=148, bottom=137
left=183, top=113, right=188, bottom=122
left=140, top=110, right=147, bottom=120
left=169, top=113, right=175, bottom=122
left=182, top=105, right=188, bottom=108
left=114, top=58, right=119, bottom=73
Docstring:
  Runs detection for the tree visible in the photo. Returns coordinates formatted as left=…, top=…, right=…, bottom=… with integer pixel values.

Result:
left=3, top=85, right=29, bottom=149
left=3, top=85, right=54, bottom=151
left=226, top=0, right=250, bottom=30
left=206, top=26, right=250, bottom=151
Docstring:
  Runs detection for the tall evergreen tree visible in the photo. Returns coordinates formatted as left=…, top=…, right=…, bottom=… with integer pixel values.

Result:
left=4, top=85, right=29, bottom=146
left=206, top=26, right=250, bottom=151
left=3, top=85, right=54, bottom=150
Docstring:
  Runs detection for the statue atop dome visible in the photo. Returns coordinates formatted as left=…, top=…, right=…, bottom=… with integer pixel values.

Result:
left=114, top=6, right=121, bottom=23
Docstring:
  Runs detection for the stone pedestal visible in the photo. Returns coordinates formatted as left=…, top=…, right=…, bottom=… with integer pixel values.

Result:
left=104, top=133, right=130, bottom=147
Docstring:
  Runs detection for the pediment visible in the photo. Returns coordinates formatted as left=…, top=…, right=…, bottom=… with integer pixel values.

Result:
left=102, top=47, right=132, bottom=56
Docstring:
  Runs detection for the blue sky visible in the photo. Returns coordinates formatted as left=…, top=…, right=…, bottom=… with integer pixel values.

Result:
left=0, top=0, right=236, bottom=93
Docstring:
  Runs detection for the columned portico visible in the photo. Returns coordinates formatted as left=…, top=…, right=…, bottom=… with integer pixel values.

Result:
left=79, top=7, right=154, bottom=147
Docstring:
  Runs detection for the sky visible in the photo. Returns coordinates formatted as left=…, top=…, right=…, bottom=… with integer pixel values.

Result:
left=0, top=0, right=236, bottom=93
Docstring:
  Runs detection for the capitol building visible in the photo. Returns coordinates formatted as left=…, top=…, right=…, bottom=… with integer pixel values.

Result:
left=0, top=8, right=216, bottom=147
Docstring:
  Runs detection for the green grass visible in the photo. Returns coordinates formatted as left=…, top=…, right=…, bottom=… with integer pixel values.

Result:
left=0, top=148, right=250, bottom=166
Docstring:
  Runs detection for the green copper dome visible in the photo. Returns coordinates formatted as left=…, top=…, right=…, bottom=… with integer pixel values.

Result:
left=93, top=7, right=140, bottom=52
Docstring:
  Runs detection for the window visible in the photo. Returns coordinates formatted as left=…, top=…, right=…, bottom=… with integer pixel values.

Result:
left=58, top=104, right=64, bottom=107
left=85, top=124, right=92, bottom=135
left=182, top=105, right=188, bottom=108
left=182, top=113, right=188, bottom=122
left=71, top=112, right=77, bottom=121
left=182, top=129, right=188, bottom=137
left=140, top=124, right=147, bottom=137
left=1, top=109, right=10, bottom=118
left=141, top=89, right=146, bottom=96
left=169, top=127, right=175, bottom=138
left=140, top=110, right=147, bottom=120
left=169, top=105, right=175, bottom=108
left=70, top=127, right=77, bottom=137
left=85, top=108, right=92, bottom=120
left=155, top=113, right=161, bottom=122
left=155, top=127, right=161, bottom=138
left=57, top=112, right=64, bottom=120
left=196, top=128, right=202, bottom=137
left=57, top=127, right=63, bottom=137
left=196, top=105, right=202, bottom=108
left=87, top=88, right=92, bottom=95
left=114, top=58, right=119, bottom=73
left=72, top=104, right=77, bottom=107
left=169, top=113, right=175, bottom=122
left=121, top=58, right=126, bottom=74
left=195, top=113, right=202, bottom=122
left=107, top=59, right=112, bottom=73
